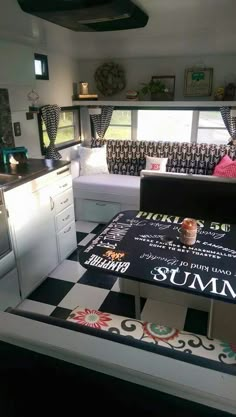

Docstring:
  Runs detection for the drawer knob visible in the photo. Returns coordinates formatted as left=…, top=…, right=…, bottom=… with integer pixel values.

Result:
left=61, top=198, right=69, bottom=205
left=64, top=226, right=71, bottom=234
left=59, top=183, right=68, bottom=189
left=96, top=202, right=106, bottom=206
left=63, top=215, right=70, bottom=221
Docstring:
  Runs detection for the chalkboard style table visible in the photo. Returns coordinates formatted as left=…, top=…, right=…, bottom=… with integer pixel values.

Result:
left=79, top=210, right=236, bottom=333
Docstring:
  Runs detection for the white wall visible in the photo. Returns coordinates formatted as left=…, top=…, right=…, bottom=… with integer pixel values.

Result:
left=0, top=40, right=80, bottom=158
left=77, top=55, right=236, bottom=101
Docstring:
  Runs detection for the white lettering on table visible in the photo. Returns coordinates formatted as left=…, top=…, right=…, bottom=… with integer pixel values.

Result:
left=150, top=266, right=236, bottom=299
left=135, top=212, right=231, bottom=232
left=140, top=253, right=178, bottom=265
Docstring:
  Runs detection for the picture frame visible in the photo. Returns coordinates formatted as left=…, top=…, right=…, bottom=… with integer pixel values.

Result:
left=151, top=75, right=175, bottom=100
left=184, top=67, right=213, bottom=97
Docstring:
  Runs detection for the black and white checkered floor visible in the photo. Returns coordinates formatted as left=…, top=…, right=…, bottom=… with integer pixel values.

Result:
left=17, top=220, right=209, bottom=335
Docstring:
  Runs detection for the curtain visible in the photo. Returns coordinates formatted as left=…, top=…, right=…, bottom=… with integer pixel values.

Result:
left=90, top=106, right=114, bottom=139
left=220, top=106, right=236, bottom=145
left=41, top=104, right=62, bottom=159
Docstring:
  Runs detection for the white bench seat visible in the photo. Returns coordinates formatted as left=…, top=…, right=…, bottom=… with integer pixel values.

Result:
left=73, top=174, right=140, bottom=205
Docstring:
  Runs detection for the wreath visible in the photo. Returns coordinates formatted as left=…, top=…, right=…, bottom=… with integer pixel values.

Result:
left=94, top=62, right=126, bottom=96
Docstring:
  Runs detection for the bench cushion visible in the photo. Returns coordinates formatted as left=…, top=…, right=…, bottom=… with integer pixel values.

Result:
left=67, top=306, right=236, bottom=367
left=73, top=174, right=140, bottom=205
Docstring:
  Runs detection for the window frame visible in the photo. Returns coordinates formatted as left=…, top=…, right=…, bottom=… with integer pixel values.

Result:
left=38, top=106, right=81, bottom=156
left=34, top=53, right=49, bottom=80
left=98, top=107, right=227, bottom=144
left=196, top=110, right=229, bottom=145
left=101, top=109, right=133, bottom=141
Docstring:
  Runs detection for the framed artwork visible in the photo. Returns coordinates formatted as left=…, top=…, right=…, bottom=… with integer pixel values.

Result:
left=151, top=75, right=175, bottom=100
left=184, top=68, right=213, bottom=97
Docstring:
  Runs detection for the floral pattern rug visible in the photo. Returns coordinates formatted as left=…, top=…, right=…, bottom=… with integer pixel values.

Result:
left=67, top=306, right=236, bottom=366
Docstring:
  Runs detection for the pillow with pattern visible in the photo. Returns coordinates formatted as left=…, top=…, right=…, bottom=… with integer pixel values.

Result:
left=145, top=156, right=168, bottom=172
left=213, top=155, right=236, bottom=178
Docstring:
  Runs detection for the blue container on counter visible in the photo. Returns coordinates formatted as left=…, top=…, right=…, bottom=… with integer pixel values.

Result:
left=2, top=147, right=28, bottom=164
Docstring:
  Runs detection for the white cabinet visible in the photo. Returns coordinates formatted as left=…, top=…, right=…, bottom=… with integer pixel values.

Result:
left=52, top=174, right=77, bottom=262
left=5, top=178, right=58, bottom=298
left=4, top=166, right=77, bottom=298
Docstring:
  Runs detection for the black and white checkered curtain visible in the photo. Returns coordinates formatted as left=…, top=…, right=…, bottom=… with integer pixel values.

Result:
left=41, top=104, right=62, bottom=159
left=220, top=106, right=236, bottom=144
left=90, top=106, right=114, bottom=139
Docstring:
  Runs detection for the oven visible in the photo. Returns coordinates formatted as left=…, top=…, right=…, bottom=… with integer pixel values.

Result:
left=0, top=189, right=15, bottom=279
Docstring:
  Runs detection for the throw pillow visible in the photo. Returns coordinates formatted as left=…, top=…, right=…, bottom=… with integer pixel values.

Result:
left=78, top=145, right=109, bottom=176
left=213, top=155, right=236, bottom=178
left=145, top=156, right=168, bottom=172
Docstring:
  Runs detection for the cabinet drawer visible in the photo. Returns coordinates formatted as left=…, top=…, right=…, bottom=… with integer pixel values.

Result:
left=53, top=175, right=72, bottom=196
left=82, top=199, right=121, bottom=223
left=54, top=189, right=73, bottom=214
left=58, top=221, right=77, bottom=261
left=56, top=205, right=75, bottom=232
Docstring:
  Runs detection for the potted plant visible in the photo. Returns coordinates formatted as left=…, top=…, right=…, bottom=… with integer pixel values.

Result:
left=139, top=78, right=172, bottom=100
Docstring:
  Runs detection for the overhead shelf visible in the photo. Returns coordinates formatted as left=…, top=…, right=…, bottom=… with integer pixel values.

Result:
left=72, top=100, right=236, bottom=109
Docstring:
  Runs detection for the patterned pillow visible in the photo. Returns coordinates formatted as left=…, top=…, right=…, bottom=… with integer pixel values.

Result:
left=213, top=155, right=236, bottom=178
left=145, top=156, right=168, bottom=172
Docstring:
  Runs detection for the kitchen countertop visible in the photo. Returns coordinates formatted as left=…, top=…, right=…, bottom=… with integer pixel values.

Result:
left=0, top=159, right=70, bottom=191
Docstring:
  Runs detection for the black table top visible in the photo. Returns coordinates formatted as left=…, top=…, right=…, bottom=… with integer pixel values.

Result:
left=79, top=210, right=236, bottom=304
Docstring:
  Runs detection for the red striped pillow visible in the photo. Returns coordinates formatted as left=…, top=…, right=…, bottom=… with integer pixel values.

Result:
left=213, top=155, right=236, bottom=177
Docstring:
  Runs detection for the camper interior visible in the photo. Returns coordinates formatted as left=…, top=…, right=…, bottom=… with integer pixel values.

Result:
left=0, top=0, right=236, bottom=415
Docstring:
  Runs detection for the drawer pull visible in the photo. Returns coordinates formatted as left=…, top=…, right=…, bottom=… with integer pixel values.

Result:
left=96, top=202, right=106, bottom=206
left=57, top=167, right=70, bottom=175
left=63, top=226, right=71, bottom=234
left=59, top=183, right=68, bottom=189
left=61, top=198, right=69, bottom=205
left=50, top=196, right=55, bottom=211
left=63, top=215, right=70, bottom=221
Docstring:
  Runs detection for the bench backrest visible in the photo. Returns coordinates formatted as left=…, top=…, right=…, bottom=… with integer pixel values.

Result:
left=140, top=172, right=236, bottom=223
left=91, top=139, right=236, bottom=176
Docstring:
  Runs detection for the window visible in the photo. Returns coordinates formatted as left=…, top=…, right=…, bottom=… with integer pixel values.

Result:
left=34, top=53, right=49, bottom=80
left=137, top=110, right=193, bottom=142
left=197, top=111, right=229, bottom=145
left=39, top=108, right=80, bottom=154
left=103, top=110, right=132, bottom=140
left=99, top=108, right=228, bottom=144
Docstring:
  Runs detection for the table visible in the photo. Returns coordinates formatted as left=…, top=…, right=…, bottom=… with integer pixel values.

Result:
left=79, top=210, right=236, bottom=334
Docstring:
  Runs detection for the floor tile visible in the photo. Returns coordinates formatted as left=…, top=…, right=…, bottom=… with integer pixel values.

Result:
left=76, top=220, right=98, bottom=233
left=79, top=233, right=96, bottom=246
left=111, top=278, right=139, bottom=296
left=67, top=246, right=84, bottom=262
left=141, top=299, right=187, bottom=329
left=49, top=259, right=86, bottom=283
left=76, top=232, right=87, bottom=244
left=17, top=299, right=55, bottom=316
left=184, top=308, right=208, bottom=336
left=99, top=291, right=146, bottom=319
left=211, top=301, right=236, bottom=343
left=50, top=306, right=72, bottom=320
left=58, top=283, right=109, bottom=310
left=91, top=224, right=106, bottom=235
left=28, top=278, right=74, bottom=306
left=79, top=270, right=117, bottom=289
left=110, top=278, right=121, bottom=292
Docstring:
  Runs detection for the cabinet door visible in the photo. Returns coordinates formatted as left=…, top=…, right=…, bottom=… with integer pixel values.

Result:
left=57, top=221, right=77, bottom=262
left=6, top=186, right=58, bottom=298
